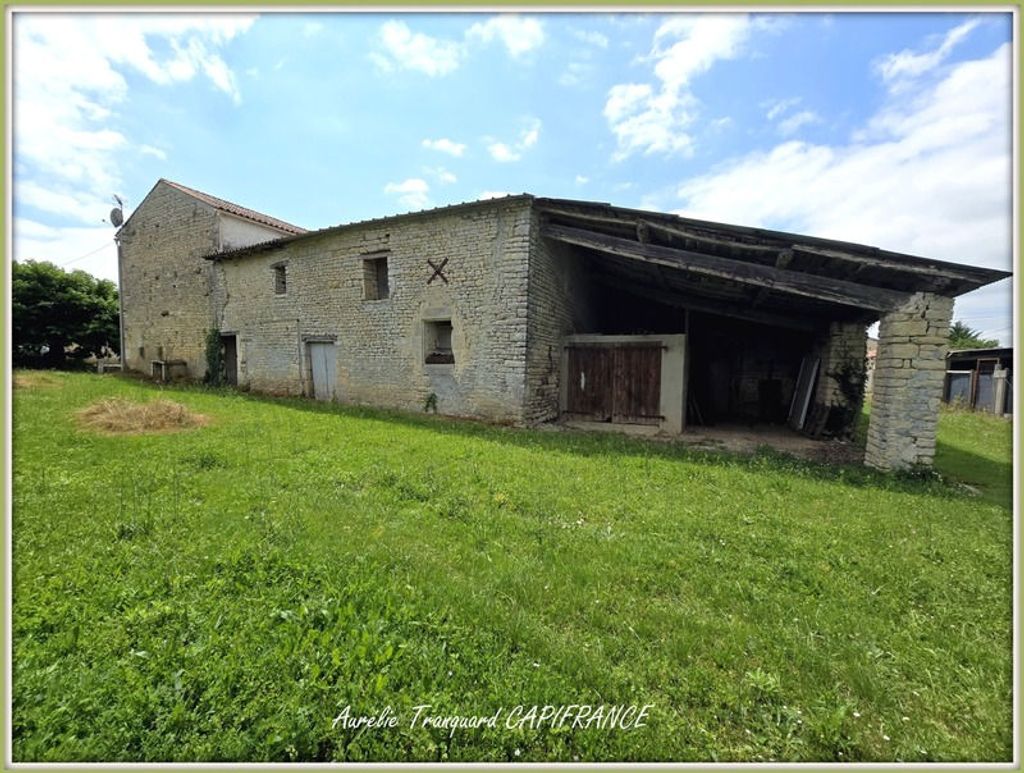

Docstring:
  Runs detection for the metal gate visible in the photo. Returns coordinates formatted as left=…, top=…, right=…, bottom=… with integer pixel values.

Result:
left=566, top=344, right=662, bottom=424
left=308, top=342, right=337, bottom=401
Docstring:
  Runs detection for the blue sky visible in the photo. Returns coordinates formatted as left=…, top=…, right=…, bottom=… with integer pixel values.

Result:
left=11, top=11, right=1014, bottom=343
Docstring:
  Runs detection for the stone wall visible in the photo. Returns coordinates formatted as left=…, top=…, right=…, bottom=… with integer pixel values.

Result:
left=865, top=292, right=954, bottom=470
left=218, top=198, right=533, bottom=420
left=118, top=183, right=220, bottom=377
left=119, top=181, right=292, bottom=379
left=806, top=321, right=868, bottom=437
left=523, top=210, right=598, bottom=423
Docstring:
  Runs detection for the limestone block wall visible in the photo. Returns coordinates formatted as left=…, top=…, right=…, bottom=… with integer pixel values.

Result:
left=118, top=184, right=220, bottom=377
left=808, top=321, right=868, bottom=437
left=218, top=198, right=532, bottom=420
left=865, top=292, right=954, bottom=470
left=119, top=181, right=295, bottom=379
left=523, top=211, right=599, bottom=423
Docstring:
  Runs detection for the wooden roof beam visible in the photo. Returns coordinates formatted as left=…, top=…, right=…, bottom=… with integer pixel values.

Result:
left=751, top=249, right=793, bottom=308
left=790, top=244, right=992, bottom=284
left=538, top=200, right=1008, bottom=288
left=543, top=224, right=909, bottom=312
left=640, top=218, right=780, bottom=256
left=592, top=274, right=819, bottom=331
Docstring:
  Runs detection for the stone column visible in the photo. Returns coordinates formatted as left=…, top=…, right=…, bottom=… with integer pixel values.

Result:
left=865, top=292, right=953, bottom=470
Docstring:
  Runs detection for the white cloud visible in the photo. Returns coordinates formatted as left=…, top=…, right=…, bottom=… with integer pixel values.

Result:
left=13, top=218, right=119, bottom=283
left=478, top=191, right=512, bottom=200
left=875, top=18, right=981, bottom=86
left=17, top=181, right=113, bottom=224
left=384, top=178, right=430, bottom=210
left=575, top=175, right=589, bottom=185
left=467, top=15, right=544, bottom=58
left=373, top=15, right=545, bottom=78
left=520, top=120, right=540, bottom=148
left=572, top=28, right=609, bottom=48
left=422, top=137, right=466, bottom=157
left=486, top=118, right=541, bottom=163
left=777, top=109, right=820, bottom=136
left=372, top=20, right=461, bottom=77
left=604, top=15, right=755, bottom=160
left=12, top=13, right=253, bottom=276
left=487, top=142, right=519, bottom=163
left=764, top=96, right=801, bottom=121
left=762, top=97, right=819, bottom=136
left=12, top=13, right=255, bottom=263
left=558, top=61, right=591, bottom=87
left=139, top=144, right=168, bottom=160
left=674, top=43, right=1012, bottom=337
left=423, top=166, right=457, bottom=185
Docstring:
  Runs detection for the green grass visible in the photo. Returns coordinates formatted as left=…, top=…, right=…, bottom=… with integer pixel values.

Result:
left=11, top=372, right=1013, bottom=762
left=934, top=406, right=1014, bottom=507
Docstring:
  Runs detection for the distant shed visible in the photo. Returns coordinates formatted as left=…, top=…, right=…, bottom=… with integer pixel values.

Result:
left=945, top=347, right=1013, bottom=415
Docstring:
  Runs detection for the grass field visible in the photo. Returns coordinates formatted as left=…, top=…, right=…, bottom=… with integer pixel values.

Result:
left=11, top=371, right=1014, bottom=762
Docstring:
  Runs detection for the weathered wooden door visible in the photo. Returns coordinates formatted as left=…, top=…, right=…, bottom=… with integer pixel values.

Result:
left=308, top=342, right=337, bottom=401
left=566, top=345, right=662, bottom=424
left=566, top=346, right=614, bottom=420
left=612, top=345, right=662, bottom=424
left=221, top=335, right=238, bottom=386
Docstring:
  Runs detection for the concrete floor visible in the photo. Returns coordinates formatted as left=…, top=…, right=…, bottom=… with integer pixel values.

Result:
left=562, top=419, right=864, bottom=465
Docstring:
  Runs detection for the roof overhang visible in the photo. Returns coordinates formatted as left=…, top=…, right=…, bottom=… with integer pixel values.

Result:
left=536, top=198, right=1010, bottom=329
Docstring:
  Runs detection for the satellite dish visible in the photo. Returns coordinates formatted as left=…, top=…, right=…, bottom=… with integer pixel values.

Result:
left=110, top=207, right=123, bottom=227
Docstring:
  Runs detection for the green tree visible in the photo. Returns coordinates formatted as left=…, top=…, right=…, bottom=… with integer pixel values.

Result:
left=948, top=320, right=999, bottom=350
left=12, top=260, right=119, bottom=368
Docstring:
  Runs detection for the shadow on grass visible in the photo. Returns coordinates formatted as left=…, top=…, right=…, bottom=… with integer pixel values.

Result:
left=934, top=439, right=1013, bottom=509
left=124, top=375, right=979, bottom=504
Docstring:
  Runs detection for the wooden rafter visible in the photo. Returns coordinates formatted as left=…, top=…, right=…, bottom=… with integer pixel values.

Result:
left=640, top=219, right=779, bottom=257
left=789, top=245, right=989, bottom=284
left=752, top=249, right=793, bottom=308
left=537, top=200, right=1009, bottom=290
left=592, top=274, right=819, bottom=331
left=543, top=224, right=910, bottom=312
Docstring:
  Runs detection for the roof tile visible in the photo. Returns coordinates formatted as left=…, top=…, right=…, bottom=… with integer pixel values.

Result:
left=161, top=179, right=306, bottom=235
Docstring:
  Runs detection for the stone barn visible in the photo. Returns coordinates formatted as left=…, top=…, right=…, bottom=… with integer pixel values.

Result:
left=116, top=179, right=1008, bottom=471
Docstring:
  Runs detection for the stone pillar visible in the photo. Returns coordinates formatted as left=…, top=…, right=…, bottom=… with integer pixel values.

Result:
left=865, top=292, right=953, bottom=470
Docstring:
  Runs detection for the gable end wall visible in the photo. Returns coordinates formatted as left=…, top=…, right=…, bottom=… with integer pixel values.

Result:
left=118, top=183, right=220, bottom=377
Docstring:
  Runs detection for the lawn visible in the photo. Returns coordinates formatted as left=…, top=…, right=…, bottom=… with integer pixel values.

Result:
left=10, top=371, right=1014, bottom=762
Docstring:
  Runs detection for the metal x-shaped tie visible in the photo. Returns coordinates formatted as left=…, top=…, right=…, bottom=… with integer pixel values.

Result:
left=427, top=258, right=449, bottom=285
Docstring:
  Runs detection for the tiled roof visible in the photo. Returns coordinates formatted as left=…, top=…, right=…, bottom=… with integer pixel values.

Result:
left=207, top=193, right=534, bottom=261
left=161, top=179, right=306, bottom=235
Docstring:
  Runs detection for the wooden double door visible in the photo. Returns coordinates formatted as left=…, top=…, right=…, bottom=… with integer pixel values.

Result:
left=565, top=344, right=663, bottom=424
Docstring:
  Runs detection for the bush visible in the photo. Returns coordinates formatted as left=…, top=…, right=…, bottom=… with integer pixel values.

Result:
left=204, top=329, right=225, bottom=387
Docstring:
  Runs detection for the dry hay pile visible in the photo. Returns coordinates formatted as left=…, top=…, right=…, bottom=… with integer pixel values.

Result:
left=14, top=372, right=61, bottom=389
left=76, top=397, right=208, bottom=435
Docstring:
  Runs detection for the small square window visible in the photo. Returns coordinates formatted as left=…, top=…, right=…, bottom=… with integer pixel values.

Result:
left=425, top=320, right=454, bottom=364
left=363, top=257, right=389, bottom=300
left=273, top=263, right=287, bottom=295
